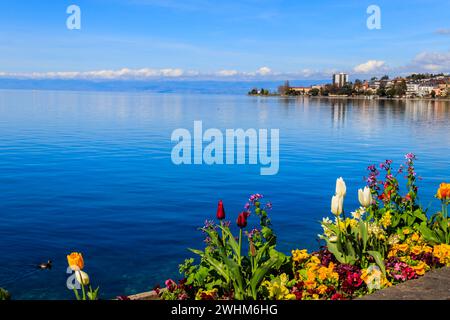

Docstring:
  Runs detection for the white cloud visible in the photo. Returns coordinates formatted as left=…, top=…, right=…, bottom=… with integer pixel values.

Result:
left=256, top=66, right=272, bottom=76
left=411, top=51, right=450, bottom=72
left=353, top=60, right=386, bottom=73
left=0, top=68, right=186, bottom=80
left=216, top=69, right=239, bottom=77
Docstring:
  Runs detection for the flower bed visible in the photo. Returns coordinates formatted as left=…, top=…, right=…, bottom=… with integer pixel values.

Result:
left=156, top=154, right=450, bottom=300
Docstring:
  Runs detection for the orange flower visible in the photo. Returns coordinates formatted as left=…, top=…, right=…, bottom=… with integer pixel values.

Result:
left=317, top=284, right=328, bottom=295
left=411, top=233, right=420, bottom=242
left=436, top=183, right=450, bottom=200
left=411, top=246, right=422, bottom=255
left=67, top=252, right=84, bottom=270
left=304, top=279, right=316, bottom=290
left=412, top=261, right=427, bottom=276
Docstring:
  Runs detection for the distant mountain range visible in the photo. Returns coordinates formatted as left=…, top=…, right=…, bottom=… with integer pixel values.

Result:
left=0, top=79, right=327, bottom=95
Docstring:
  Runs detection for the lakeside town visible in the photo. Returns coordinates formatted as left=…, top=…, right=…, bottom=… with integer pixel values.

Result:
left=249, top=73, right=450, bottom=99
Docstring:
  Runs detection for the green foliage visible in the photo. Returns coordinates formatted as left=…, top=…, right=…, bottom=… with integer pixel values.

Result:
left=418, top=203, right=449, bottom=244
left=0, top=288, right=11, bottom=300
left=321, top=217, right=387, bottom=272
left=182, top=198, right=288, bottom=300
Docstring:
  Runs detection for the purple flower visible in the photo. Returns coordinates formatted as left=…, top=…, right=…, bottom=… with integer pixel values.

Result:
left=204, top=236, right=212, bottom=244
left=246, top=228, right=260, bottom=240
left=249, top=193, right=264, bottom=203
left=405, top=153, right=416, bottom=162
left=265, top=202, right=273, bottom=210
left=203, top=220, right=217, bottom=231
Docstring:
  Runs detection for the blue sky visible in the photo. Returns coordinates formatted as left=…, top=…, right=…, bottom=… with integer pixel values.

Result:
left=0, top=0, right=449, bottom=80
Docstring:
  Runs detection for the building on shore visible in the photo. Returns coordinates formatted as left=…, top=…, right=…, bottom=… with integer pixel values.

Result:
left=333, top=73, right=349, bottom=88
left=289, top=86, right=314, bottom=95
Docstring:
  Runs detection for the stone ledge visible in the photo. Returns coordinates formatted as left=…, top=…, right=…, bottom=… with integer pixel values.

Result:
left=127, top=291, right=160, bottom=300
left=360, top=267, right=450, bottom=300
left=126, top=267, right=450, bottom=300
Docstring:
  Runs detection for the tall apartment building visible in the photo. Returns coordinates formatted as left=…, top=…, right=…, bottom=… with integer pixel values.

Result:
left=333, top=73, right=349, bottom=88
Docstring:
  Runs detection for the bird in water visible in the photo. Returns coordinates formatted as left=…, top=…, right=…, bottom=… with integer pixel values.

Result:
left=38, top=260, right=52, bottom=270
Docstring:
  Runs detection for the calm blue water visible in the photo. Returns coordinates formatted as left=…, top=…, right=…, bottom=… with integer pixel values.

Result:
left=0, top=89, right=449, bottom=299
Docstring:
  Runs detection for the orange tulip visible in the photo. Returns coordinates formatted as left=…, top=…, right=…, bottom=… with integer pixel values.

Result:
left=437, top=183, right=450, bottom=200
left=67, top=252, right=84, bottom=270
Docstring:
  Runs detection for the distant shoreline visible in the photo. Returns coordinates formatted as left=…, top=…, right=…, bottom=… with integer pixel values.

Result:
left=248, top=94, right=450, bottom=102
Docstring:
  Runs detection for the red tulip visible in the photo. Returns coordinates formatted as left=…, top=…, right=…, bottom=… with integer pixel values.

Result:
left=237, top=212, right=248, bottom=229
left=216, top=200, right=226, bottom=220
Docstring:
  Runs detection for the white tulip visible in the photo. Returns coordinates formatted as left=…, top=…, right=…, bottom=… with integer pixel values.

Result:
left=335, top=177, right=347, bottom=197
left=358, top=187, right=373, bottom=207
left=329, top=235, right=338, bottom=243
left=331, top=195, right=344, bottom=216
left=75, top=270, right=90, bottom=286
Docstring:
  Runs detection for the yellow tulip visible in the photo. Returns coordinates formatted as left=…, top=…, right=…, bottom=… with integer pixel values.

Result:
left=75, top=270, right=90, bottom=286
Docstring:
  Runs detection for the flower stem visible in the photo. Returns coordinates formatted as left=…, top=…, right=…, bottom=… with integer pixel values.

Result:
left=73, top=288, right=80, bottom=301
left=221, top=221, right=225, bottom=247
left=238, top=229, right=242, bottom=266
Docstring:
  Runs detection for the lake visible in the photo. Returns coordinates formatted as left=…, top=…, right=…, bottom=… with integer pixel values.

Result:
left=0, top=89, right=449, bottom=299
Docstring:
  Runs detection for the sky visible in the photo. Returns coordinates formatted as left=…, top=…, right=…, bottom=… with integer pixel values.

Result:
left=0, top=0, right=449, bottom=81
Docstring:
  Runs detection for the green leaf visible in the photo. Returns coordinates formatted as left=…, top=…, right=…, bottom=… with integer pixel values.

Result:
left=202, top=253, right=230, bottom=283
left=367, top=250, right=386, bottom=276
left=359, top=221, right=368, bottom=252
left=327, top=241, right=349, bottom=264
left=249, top=256, right=280, bottom=299
left=418, top=223, right=441, bottom=244
left=219, top=226, right=240, bottom=258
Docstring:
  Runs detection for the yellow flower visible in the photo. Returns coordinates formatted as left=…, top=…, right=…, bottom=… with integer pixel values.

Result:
left=306, top=270, right=316, bottom=281
left=411, top=246, right=422, bottom=255
left=263, top=274, right=296, bottom=300
left=305, top=256, right=321, bottom=272
left=422, top=245, right=433, bottom=254
left=411, top=233, right=420, bottom=242
left=388, top=249, right=398, bottom=258
left=317, top=284, right=328, bottom=295
left=341, top=218, right=358, bottom=229
left=433, top=244, right=450, bottom=266
left=292, top=249, right=309, bottom=263
left=67, top=252, right=84, bottom=271
left=411, top=261, right=428, bottom=276
left=309, top=256, right=321, bottom=265
left=397, top=244, right=409, bottom=253
left=304, top=279, right=316, bottom=290
left=317, top=267, right=329, bottom=281
left=338, top=220, right=346, bottom=231
left=195, top=288, right=218, bottom=300
left=380, top=212, right=392, bottom=228
left=75, top=270, right=90, bottom=286
left=361, top=266, right=384, bottom=291
left=403, top=228, right=411, bottom=235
